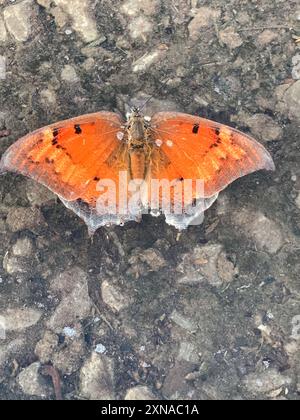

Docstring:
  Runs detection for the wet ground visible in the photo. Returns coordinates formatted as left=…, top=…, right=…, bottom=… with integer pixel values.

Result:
left=0, top=0, right=300, bottom=400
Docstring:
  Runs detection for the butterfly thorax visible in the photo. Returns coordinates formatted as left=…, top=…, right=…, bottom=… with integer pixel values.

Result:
left=126, top=110, right=152, bottom=180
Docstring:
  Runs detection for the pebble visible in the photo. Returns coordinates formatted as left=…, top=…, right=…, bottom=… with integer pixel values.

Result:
left=47, top=267, right=92, bottom=332
left=6, top=207, right=46, bottom=233
left=52, top=334, right=86, bottom=375
left=52, top=0, right=99, bottom=43
left=125, top=385, right=157, bottom=400
left=296, top=193, right=300, bottom=209
left=242, top=369, right=292, bottom=396
left=0, top=338, right=25, bottom=368
left=188, top=7, right=221, bottom=41
left=39, top=88, right=57, bottom=107
left=177, top=341, right=199, bottom=363
left=3, top=0, right=35, bottom=43
left=257, top=30, right=278, bottom=46
left=12, top=237, right=34, bottom=257
left=0, top=307, right=42, bottom=332
left=35, top=331, right=59, bottom=364
left=129, top=16, right=153, bottom=40
left=18, top=362, right=50, bottom=397
left=26, top=179, right=56, bottom=206
left=244, top=114, right=283, bottom=142
left=121, top=0, right=160, bottom=17
left=292, top=54, right=300, bottom=80
left=61, top=65, right=80, bottom=83
left=0, top=16, right=7, bottom=43
left=132, top=48, right=167, bottom=73
left=277, top=80, right=300, bottom=122
left=177, top=244, right=238, bottom=286
left=95, top=343, right=106, bottom=354
left=80, top=353, right=115, bottom=400
left=219, top=26, right=243, bottom=49
left=170, top=310, right=197, bottom=333
left=0, top=55, right=5, bottom=80
left=101, top=280, right=128, bottom=313
left=128, top=248, right=167, bottom=276
left=234, top=210, right=283, bottom=254
left=3, top=234, right=37, bottom=276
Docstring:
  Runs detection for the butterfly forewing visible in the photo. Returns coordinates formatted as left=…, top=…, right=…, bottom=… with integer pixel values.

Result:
left=0, top=112, right=126, bottom=203
left=150, top=112, right=275, bottom=198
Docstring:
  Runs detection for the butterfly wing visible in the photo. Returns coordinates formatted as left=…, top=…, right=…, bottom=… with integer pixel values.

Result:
left=149, top=112, right=275, bottom=198
left=0, top=112, right=127, bottom=205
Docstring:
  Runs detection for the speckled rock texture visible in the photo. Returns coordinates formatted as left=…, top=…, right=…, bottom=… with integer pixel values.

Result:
left=0, top=0, right=299, bottom=400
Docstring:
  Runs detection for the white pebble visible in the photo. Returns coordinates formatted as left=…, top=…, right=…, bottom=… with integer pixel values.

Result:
left=95, top=343, right=106, bottom=354
left=155, top=139, right=163, bottom=147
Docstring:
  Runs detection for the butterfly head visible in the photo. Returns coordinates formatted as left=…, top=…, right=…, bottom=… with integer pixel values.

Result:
left=130, top=106, right=142, bottom=117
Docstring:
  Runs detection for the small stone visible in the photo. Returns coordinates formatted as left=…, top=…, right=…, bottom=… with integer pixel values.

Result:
left=292, top=54, right=300, bottom=80
left=47, top=267, right=92, bottom=332
left=295, top=193, right=300, bottom=209
left=242, top=369, right=292, bottom=396
left=234, top=210, right=283, bottom=254
left=121, top=0, right=160, bottom=17
left=0, top=338, right=26, bottom=368
left=244, top=114, right=283, bottom=142
left=188, top=7, right=221, bottom=41
left=61, top=65, right=80, bottom=83
left=26, top=179, right=56, bottom=206
left=133, top=48, right=167, bottom=73
left=95, top=343, right=106, bottom=354
left=18, top=362, right=50, bottom=397
left=35, top=331, right=59, bottom=364
left=279, top=80, right=300, bottom=122
left=82, top=57, right=95, bottom=71
left=80, top=353, right=115, bottom=400
left=125, top=385, right=157, bottom=400
left=6, top=207, right=46, bottom=233
left=0, top=55, right=6, bottom=80
left=129, top=248, right=167, bottom=274
left=4, top=0, right=35, bottom=42
left=257, top=30, right=277, bottom=46
left=36, top=0, right=52, bottom=7
left=0, top=16, right=7, bottom=43
left=101, top=280, right=127, bottom=313
left=12, top=237, right=34, bottom=257
left=0, top=307, right=42, bottom=332
left=129, top=16, right=153, bottom=40
left=177, top=341, right=199, bottom=363
left=53, top=0, right=99, bottom=42
left=219, top=26, right=243, bottom=49
left=52, top=334, right=86, bottom=375
left=177, top=244, right=238, bottom=286
left=40, top=88, right=57, bottom=107
left=170, top=310, right=197, bottom=333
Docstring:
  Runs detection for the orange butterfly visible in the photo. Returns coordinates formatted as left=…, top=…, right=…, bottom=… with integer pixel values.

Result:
left=0, top=109, right=275, bottom=233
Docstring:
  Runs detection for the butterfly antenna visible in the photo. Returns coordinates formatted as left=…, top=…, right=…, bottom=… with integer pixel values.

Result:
left=138, top=78, right=170, bottom=112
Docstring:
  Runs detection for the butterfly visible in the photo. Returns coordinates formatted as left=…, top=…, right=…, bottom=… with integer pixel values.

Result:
left=0, top=108, right=275, bottom=233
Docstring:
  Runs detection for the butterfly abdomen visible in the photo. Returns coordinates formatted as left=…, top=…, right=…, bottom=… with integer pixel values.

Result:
left=129, top=148, right=147, bottom=180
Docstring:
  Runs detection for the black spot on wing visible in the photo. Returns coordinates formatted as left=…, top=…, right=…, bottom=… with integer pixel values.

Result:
left=75, top=124, right=82, bottom=135
left=192, top=124, right=199, bottom=134
left=53, top=128, right=59, bottom=138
